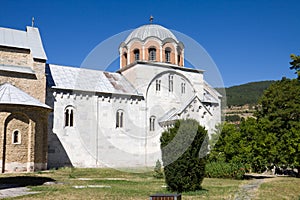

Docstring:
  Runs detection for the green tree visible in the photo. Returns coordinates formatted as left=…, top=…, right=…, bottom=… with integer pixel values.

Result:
left=256, top=78, right=300, bottom=176
left=289, top=54, right=300, bottom=79
left=160, top=119, right=207, bottom=192
left=209, top=120, right=259, bottom=172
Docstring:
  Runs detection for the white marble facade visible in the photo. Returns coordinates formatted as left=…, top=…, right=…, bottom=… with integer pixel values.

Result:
left=46, top=24, right=221, bottom=169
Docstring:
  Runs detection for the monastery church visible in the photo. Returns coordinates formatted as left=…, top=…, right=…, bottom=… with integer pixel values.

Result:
left=0, top=21, right=221, bottom=172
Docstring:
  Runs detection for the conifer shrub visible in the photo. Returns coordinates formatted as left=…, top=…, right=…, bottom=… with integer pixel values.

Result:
left=153, top=160, right=164, bottom=179
left=160, top=119, right=208, bottom=192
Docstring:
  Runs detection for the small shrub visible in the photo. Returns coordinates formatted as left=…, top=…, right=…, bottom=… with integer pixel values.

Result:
left=205, top=161, right=245, bottom=179
left=153, top=160, right=164, bottom=179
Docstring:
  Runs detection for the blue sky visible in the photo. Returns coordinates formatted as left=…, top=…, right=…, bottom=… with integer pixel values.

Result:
left=1, top=0, right=299, bottom=87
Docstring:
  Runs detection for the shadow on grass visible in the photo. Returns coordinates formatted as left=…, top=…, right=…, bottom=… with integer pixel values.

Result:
left=0, top=176, right=55, bottom=189
left=244, top=174, right=276, bottom=179
left=182, top=188, right=209, bottom=196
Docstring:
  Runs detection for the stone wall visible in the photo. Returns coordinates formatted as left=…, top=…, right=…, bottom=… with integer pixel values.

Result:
left=0, top=105, right=50, bottom=173
left=0, top=46, right=46, bottom=103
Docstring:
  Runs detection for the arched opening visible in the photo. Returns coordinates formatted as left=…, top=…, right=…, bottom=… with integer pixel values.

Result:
left=149, top=116, right=156, bottom=131
left=12, top=130, right=20, bottom=144
left=133, top=49, right=140, bottom=61
left=165, top=47, right=171, bottom=63
left=181, top=82, right=186, bottom=94
left=65, top=106, right=75, bottom=127
left=148, top=47, right=156, bottom=61
left=169, top=74, right=174, bottom=92
left=156, top=79, right=161, bottom=92
left=116, top=110, right=124, bottom=128
left=123, top=52, right=127, bottom=66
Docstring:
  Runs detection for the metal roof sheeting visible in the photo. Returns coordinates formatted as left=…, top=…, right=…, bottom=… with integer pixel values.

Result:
left=0, top=26, right=47, bottom=60
left=125, top=24, right=178, bottom=43
left=47, top=64, right=140, bottom=96
left=0, top=83, right=51, bottom=109
left=0, top=64, right=35, bottom=74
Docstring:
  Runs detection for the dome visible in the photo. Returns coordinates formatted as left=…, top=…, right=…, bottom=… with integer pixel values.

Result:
left=125, top=24, right=178, bottom=44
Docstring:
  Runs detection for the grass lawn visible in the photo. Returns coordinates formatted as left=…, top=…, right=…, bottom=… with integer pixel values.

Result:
left=254, top=177, right=300, bottom=200
left=0, top=168, right=299, bottom=199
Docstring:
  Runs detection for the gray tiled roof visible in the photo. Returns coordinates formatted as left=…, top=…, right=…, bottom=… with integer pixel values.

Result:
left=0, top=26, right=47, bottom=60
left=47, top=64, right=140, bottom=95
left=0, top=83, right=51, bottom=109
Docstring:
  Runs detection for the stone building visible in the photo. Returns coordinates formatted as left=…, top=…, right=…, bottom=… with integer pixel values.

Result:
left=0, top=26, right=51, bottom=173
left=0, top=23, right=221, bottom=171
left=46, top=24, right=221, bottom=168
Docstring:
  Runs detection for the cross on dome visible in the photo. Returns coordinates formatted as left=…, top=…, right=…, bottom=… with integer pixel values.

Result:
left=149, top=15, right=154, bottom=24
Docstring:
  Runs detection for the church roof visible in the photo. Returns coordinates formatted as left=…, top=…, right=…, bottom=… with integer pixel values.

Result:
left=0, top=26, right=47, bottom=60
left=125, top=24, right=178, bottom=43
left=202, top=81, right=222, bottom=104
left=0, top=83, right=51, bottom=109
left=159, top=95, right=213, bottom=125
left=47, top=64, right=140, bottom=96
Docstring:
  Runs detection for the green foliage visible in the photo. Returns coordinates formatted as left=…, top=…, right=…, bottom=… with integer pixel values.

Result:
left=256, top=78, right=300, bottom=175
left=289, top=54, right=300, bottom=79
left=160, top=119, right=207, bottom=192
left=210, top=77, right=300, bottom=176
left=225, top=115, right=241, bottom=122
left=153, top=160, right=164, bottom=179
left=216, top=81, right=275, bottom=106
left=205, top=161, right=245, bottom=179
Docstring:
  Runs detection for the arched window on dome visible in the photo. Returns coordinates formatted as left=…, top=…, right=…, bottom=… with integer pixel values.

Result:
left=123, top=52, right=127, bottom=66
left=134, top=49, right=140, bottom=61
left=148, top=47, right=156, bottom=61
left=165, top=47, right=171, bottom=63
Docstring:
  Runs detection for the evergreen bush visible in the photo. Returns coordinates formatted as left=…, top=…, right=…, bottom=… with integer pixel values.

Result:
left=153, top=160, right=164, bottom=179
left=160, top=119, right=208, bottom=192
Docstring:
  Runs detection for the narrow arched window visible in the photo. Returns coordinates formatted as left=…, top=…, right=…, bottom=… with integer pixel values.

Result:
left=65, top=106, right=75, bottom=127
left=134, top=49, right=140, bottom=61
left=177, top=54, right=181, bottom=65
left=165, top=48, right=171, bottom=63
left=70, top=110, right=74, bottom=127
left=181, top=82, right=186, bottom=94
left=65, top=109, right=69, bottom=127
left=156, top=79, right=161, bottom=91
left=149, top=48, right=156, bottom=61
left=123, top=53, right=127, bottom=65
left=116, top=110, right=124, bottom=128
left=150, top=116, right=156, bottom=131
left=169, top=74, right=174, bottom=92
left=12, top=130, right=20, bottom=144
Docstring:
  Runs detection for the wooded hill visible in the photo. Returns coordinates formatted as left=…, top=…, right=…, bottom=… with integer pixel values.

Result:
left=217, top=81, right=275, bottom=107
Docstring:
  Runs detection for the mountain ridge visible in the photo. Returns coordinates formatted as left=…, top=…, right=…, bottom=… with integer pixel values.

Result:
left=216, top=80, right=275, bottom=107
